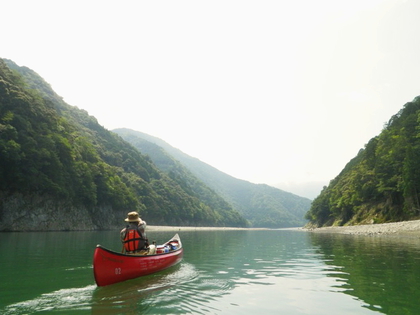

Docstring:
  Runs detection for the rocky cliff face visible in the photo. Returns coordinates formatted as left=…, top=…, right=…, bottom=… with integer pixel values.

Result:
left=0, top=193, right=126, bottom=231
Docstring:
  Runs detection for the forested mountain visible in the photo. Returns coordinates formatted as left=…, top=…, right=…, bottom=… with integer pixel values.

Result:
left=306, top=96, right=420, bottom=227
left=0, top=58, right=247, bottom=230
left=114, top=128, right=311, bottom=227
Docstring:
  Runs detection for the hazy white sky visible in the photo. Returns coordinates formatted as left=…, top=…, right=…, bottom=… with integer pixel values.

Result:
left=2, top=0, right=420, bottom=198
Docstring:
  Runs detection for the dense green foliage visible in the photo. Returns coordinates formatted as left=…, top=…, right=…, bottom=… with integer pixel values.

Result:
left=306, top=97, right=420, bottom=226
left=115, top=129, right=311, bottom=227
left=0, top=59, right=248, bottom=228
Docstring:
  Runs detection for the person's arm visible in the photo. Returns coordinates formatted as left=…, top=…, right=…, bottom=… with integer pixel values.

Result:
left=138, top=221, right=148, bottom=246
left=120, top=228, right=126, bottom=253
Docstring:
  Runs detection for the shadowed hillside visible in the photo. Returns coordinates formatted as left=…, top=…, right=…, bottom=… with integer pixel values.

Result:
left=0, top=58, right=247, bottom=230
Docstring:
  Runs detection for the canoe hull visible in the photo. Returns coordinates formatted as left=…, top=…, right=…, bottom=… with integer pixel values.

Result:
left=93, top=234, right=183, bottom=286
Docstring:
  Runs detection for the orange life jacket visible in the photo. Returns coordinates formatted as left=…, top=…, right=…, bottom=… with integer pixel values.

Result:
left=123, top=226, right=147, bottom=252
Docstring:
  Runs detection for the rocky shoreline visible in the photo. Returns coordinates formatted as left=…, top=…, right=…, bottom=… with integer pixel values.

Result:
left=307, top=219, right=420, bottom=237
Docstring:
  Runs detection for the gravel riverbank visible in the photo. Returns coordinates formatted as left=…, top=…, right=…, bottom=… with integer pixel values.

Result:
left=147, top=226, right=268, bottom=231
left=308, top=219, right=420, bottom=237
left=148, top=220, right=420, bottom=237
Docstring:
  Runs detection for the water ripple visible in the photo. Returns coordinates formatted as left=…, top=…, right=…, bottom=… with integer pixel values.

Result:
left=2, top=285, right=96, bottom=315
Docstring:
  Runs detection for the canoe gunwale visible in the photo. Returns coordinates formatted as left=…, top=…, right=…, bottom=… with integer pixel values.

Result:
left=95, top=232, right=182, bottom=257
left=95, top=243, right=183, bottom=257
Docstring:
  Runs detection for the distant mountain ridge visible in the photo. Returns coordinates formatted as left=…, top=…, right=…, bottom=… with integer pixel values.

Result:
left=114, top=128, right=311, bottom=227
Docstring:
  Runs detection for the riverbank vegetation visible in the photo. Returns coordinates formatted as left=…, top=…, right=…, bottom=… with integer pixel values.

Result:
left=306, top=96, right=420, bottom=227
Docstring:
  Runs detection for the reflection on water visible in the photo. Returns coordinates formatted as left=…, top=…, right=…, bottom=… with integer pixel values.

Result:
left=92, top=263, right=202, bottom=314
left=310, top=233, right=420, bottom=315
left=1, top=230, right=419, bottom=314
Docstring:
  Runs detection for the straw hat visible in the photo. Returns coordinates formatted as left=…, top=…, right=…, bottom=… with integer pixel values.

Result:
left=125, top=211, right=141, bottom=223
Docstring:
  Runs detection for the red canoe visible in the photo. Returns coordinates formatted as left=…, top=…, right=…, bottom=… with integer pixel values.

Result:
left=93, top=233, right=183, bottom=286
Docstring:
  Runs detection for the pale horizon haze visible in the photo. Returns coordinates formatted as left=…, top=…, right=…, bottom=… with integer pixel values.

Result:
left=2, top=0, right=420, bottom=199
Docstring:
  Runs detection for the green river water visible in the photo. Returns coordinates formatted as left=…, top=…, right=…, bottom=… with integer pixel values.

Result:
left=0, top=229, right=419, bottom=314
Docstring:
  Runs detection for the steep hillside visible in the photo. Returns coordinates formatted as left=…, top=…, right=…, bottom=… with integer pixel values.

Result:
left=0, top=59, right=247, bottom=230
left=114, top=128, right=311, bottom=227
left=305, top=96, right=420, bottom=227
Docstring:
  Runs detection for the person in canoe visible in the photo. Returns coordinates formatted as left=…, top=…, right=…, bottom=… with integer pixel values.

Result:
left=121, top=211, right=155, bottom=255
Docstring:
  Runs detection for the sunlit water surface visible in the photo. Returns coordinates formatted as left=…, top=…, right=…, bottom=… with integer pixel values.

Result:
left=1, top=229, right=419, bottom=314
